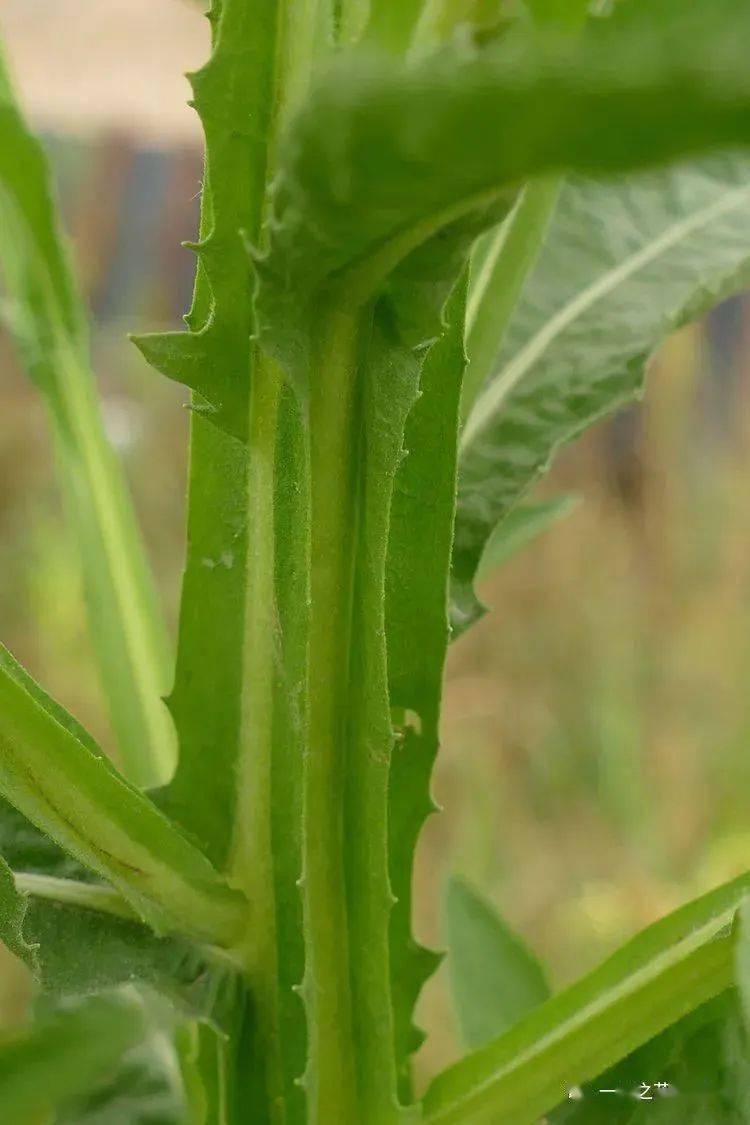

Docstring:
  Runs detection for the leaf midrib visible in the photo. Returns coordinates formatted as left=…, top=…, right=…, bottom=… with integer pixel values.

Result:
left=460, top=181, right=750, bottom=453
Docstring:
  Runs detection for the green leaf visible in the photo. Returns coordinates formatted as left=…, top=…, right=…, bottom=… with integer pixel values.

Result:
left=132, top=0, right=280, bottom=443
left=0, top=645, right=246, bottom=945
left=423, top=872, right=750, bottom=1125
left=385, top=277, right=468, bottom=1100
left=476, top=495, right=579, bottom=581
left=463, top=177, right=562, bottom=421
left=550, top=992, right=750, bottom=1123
left=0, top=41, right=174, bottom=788
left=453, top=152, right=750, bottom=630
left=446, top=876, right=550, bottom=1048
left=0, top=991, right=147, bottom=1124
left=57, top=1031, right=190, bottom=1125
left=257, top=0, right=750, bottom=398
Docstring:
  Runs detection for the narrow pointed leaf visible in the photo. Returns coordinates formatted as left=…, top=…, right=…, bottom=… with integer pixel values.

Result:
left=446, top=877, right=550, bottom=1048
left=424, top=873, right=750, bottom=1125
left=0, top=646, right=245, bottom=945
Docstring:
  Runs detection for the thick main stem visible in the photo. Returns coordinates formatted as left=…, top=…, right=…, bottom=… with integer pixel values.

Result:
left=303, top=303, right=362, bottom=1123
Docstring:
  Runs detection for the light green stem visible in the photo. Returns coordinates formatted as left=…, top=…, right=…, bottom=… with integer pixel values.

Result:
left=230, top=352, right=285, bottom=1119
left=303, top=302, right=362, bottom=1123
left=461, top=176, right=561, bottom=421
left=13, top=873, right=137, bottom=921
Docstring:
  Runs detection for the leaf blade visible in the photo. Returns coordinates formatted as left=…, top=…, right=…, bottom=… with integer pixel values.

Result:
left=424, top=873, right=750, bottom=1124
left=446, top=877, right=550, bottom=1049
left=454, top=155, right=750, bottom=629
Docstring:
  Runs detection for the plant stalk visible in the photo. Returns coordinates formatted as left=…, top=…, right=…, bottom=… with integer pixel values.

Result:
left=303, top=301, right=362, bottom=1123
left=230, top=350, right=285, bottom=1120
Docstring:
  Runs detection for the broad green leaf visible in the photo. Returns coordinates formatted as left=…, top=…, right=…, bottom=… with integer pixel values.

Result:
left=446, top=876, right=550, bottom=1048
left=476, top=494, right=578, bottom=581
left=257, top=0, right=750, bottom=399
left=0, top=40, right=174, bottom=787
left=0, top=798, right=221, bottom=1014
left=0, top=991, right=147, bottom=1124
left=385, top=277, right=468, bottom=1100
left=423, top=872, right=750, bottom=1124
left=453, top=153, right=750, bottom=630
left=0, top=645, right=246, bottom=945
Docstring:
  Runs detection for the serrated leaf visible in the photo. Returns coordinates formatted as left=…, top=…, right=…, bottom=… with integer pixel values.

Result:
left=0, top=645, right=246, bottom=945
left=132, top=0, right=278, bottom=442
left=0, top=41, right=174, bottom=787
left=446, top=876, right=550, bottom=1048
left=257, top=0, right=750, bottom=398
left=454, top=153, right=750, bottom=630
left=385, top=276, right=468, bottom=1100
left=0, top=991, right=147, bottom=1124
left=424, top=872, right=750, bottom=1125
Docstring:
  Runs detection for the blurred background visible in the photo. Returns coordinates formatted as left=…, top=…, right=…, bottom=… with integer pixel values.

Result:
left=3, top=0, right=750, bottom=1085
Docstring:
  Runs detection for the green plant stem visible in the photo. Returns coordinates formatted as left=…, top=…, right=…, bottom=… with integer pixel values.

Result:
left=229, top=351, right=285, bottom=1120
left=461, top=176, right=561, bottom=421
left=13, top=873, right=138, bottom=921
left=53, top=340, right=175, bottom=788
left=303, top=302, right=362, bottom=1123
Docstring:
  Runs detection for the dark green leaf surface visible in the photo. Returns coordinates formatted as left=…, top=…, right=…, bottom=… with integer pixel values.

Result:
left=424, top=872, right=750, bottom=1124
left=454, top=153, right=750, bottom=629
left=446, top=876, right=550, bottom=1048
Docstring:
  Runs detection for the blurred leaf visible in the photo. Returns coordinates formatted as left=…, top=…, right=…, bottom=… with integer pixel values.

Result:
left=0, top=644, right=245, bottom=945
left=257, top=0, right=750, bottom=398
left=0, top=42, right=174, bottom=787
left=0, top=991, right=147, bottom=1124
left=446, top=876, right=550, bottom=1048
left=57, top=1030, right=191, bottom=1125
left=453, top=152, right=750, bottom=631
left=424, top=872, right=750, bottom=1124
left=476, top=494, right=579, bottom=582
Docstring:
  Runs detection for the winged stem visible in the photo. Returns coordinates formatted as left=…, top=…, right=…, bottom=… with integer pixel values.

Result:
left=302, top=299, right=363, bottom=1122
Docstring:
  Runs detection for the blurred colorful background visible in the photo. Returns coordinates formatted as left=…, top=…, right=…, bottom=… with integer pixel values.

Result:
left=3, top=0, right=750, bottom=1085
